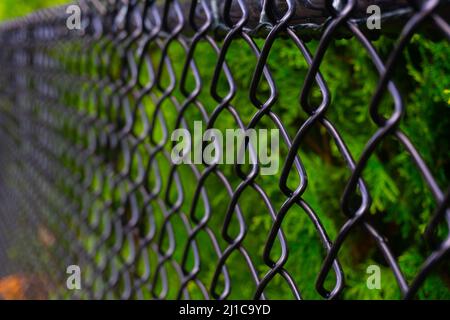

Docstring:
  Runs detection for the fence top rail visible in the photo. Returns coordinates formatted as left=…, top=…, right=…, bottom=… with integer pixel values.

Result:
left=0, top=0, right=448, bottom=40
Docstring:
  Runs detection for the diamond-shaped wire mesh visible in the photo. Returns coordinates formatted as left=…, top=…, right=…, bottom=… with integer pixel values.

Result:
left=0, top=0, right=449, bottom=300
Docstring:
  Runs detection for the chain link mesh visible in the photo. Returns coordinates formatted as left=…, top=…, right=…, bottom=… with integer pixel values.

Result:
left=0, top=0, right=449, bottom=300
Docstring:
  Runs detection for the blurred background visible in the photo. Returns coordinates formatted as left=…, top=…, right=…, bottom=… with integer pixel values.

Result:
left=0, top=0, right=70, bottom=300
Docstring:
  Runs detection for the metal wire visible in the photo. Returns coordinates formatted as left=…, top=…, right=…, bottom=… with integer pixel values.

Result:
left=0, top=0, right=449, bottom=300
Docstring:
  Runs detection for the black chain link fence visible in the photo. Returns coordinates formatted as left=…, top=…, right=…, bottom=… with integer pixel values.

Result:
left=0, top=0, right=449, bottom=300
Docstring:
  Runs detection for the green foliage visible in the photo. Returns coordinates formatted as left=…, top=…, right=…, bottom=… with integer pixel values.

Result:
left=129, top=33, right=449, bottom=299
left=0, top=0, right=68, bottom=21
